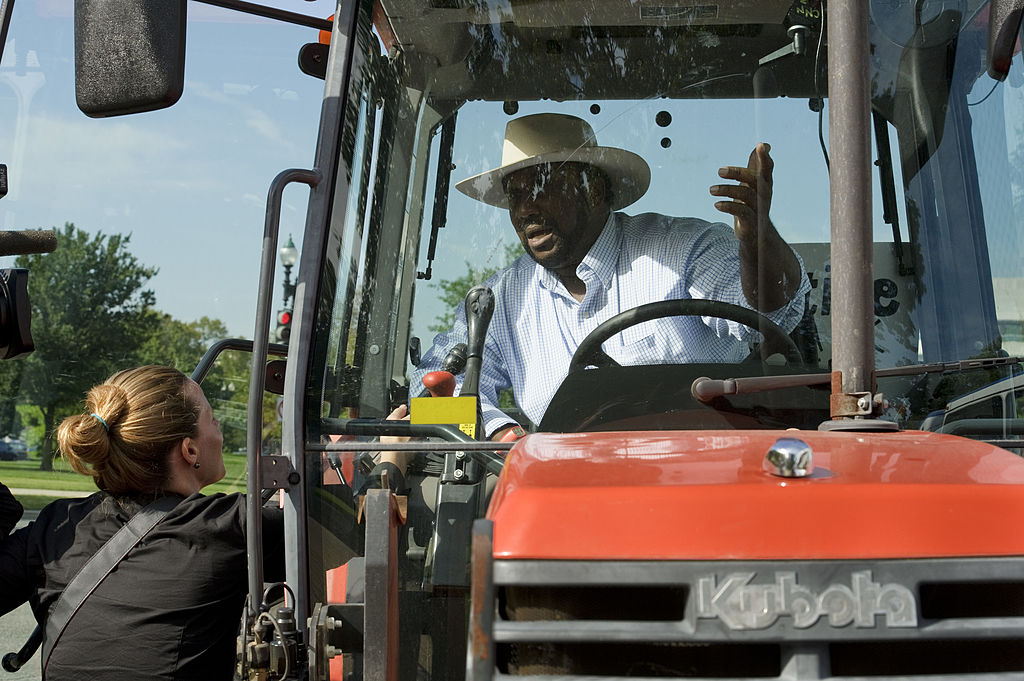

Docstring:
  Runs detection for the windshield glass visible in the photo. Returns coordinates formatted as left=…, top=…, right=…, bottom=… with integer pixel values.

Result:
left=311, top=0, right=1024, bottom=443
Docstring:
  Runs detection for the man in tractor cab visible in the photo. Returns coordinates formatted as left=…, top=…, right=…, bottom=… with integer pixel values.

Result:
left=413, top=113, right=810, bottom=440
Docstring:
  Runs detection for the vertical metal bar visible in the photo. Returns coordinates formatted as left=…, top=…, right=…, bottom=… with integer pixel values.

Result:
left=363, top=489, right=400, bottom=681
left=247, top=167, right=320, bottom=616
left=827, top=0, right=874, bottom=401
left=467, top=519, right=495, bottom=681
left=282, top=0, right=360, bottom=634
left=0, top=0, right=15, bottom=68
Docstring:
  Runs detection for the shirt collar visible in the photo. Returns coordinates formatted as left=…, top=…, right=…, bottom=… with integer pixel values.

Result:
left=535, top=212, right=620, bottom=293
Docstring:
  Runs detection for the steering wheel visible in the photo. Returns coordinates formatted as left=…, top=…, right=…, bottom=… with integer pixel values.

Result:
left=568, top=299, right=803, bottom=372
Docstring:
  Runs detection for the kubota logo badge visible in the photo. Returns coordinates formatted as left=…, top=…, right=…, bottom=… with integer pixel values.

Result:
left=696, top=571, right=918, bottom=630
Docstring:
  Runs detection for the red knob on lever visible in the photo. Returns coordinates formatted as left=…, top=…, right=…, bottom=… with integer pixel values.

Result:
left=422, top=371, right=456, bottom=397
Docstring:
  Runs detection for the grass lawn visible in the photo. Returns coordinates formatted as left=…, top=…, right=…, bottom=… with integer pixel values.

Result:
left=2, top=454, right=249, bottom=510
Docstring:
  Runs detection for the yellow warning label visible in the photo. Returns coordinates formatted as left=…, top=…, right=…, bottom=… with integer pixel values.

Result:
left=410, top=396, right=477, bottom=438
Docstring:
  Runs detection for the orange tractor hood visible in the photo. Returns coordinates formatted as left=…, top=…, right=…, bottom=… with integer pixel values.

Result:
left=486, top=430, right=1024, bottom=561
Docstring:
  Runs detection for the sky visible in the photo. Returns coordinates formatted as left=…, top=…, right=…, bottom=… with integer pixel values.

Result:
left=1, top=0, right=337, bottom=337
left=2, top=0, right=1022, bottom=358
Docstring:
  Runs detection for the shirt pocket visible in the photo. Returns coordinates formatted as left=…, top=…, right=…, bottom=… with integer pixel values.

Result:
left=611, top=321, right=684, bottom=365
left=612, top=333, right=662, bottom=365
left=608, top=318, right=740, bottom=365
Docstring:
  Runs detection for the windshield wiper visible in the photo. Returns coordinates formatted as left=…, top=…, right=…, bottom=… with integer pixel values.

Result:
left=691, top=355, right=1024, bottom=402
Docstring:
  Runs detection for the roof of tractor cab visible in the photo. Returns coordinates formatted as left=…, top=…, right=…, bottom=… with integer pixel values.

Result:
left=372, top=0, right=820, bottom=101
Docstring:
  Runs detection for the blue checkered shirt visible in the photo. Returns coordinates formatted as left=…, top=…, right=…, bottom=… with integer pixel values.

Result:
left=413, top=212, right=810, bottom=435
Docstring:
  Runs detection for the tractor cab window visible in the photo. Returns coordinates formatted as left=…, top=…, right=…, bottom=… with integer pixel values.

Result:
left=304, top=0, right=1024, bottom=479
left=307, top=0, right=1024, bottom=440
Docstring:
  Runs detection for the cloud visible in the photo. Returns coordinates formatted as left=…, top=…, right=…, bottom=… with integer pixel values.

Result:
left=187, top=79, right=295, bottom=150
left=245, top=109, right=284, bottom=143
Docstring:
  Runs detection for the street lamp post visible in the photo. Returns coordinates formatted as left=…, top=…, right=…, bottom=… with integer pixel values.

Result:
left=276, top=235, right=299, bottom=343
left=279, top=234, right=298, bottom=309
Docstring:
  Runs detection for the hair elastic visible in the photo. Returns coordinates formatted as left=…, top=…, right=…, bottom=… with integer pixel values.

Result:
left=90, top=413, right=109, bottom=432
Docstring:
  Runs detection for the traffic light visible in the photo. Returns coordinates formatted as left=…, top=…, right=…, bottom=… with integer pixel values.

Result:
left=276, top=309, right=292, bottom=343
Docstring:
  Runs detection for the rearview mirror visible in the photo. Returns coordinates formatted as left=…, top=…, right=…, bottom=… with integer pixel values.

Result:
left=74, top=0, right=187, bottom=117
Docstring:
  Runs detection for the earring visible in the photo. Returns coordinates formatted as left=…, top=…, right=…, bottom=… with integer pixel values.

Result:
left=193, top=460, right=200, bottom=469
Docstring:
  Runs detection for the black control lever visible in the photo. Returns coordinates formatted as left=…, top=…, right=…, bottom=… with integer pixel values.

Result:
left=460, top=286, right=494, bottom=400
left=442, top=342, right=468, bottom=375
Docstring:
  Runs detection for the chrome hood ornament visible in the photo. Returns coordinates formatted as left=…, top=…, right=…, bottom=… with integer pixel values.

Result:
left=764, top=437, right=813, bottom=478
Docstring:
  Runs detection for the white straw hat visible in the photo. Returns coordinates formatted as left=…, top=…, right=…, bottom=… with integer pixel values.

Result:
left=455, top=113, right=651, bottom=210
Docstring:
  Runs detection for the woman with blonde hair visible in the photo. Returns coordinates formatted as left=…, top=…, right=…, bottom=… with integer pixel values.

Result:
left=0, top=365, right=283, bottom=680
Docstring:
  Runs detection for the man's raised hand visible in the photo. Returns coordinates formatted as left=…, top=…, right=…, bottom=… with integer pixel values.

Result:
left=710, top=142, right=774, bottom=244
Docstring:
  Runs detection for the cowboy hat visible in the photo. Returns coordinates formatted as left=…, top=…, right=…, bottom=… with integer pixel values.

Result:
left=454, top=113, right=651, bottom=210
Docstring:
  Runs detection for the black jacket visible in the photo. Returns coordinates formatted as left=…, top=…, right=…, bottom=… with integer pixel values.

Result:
left=0, top=482, right=23, bottom=536
left=0, top=491, right=284, bottom=680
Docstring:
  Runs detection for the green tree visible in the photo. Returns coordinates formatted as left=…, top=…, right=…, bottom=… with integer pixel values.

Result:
left=200, top=348, right=255, bottom=454
left=137, top=313, right=230, bottom=373
left=429, top=242, right=522, bottom=332
left=0, top=361, right=24, bottom=436
left=430, top=242, right=522, bottom=411
left=15, top=224, right=159, bottom=470
left=138, top=316, right=282, bottom=456
left=193, top=347, right=286, bottom=456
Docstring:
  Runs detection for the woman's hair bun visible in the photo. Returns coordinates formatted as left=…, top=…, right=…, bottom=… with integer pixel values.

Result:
left=86, top=383, right=131, bottom=432
left=56, top=365, right=197, bottom=495
left=57, top=412, right=112, bottom=476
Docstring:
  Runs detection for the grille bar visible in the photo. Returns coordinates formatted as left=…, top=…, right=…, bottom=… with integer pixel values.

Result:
left=494, top=557, right=1024, bottom=642
left=487, top=557, right=1024, bottom=679
left=494, top=620, right=695, bottom=642
left=493, top=672, right=1024, bottom=681
left=492, top=618, right=1024, bottom=643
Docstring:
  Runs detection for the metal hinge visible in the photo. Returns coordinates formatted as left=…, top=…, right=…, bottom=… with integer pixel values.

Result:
left=830, top=391, right=877, bottom=419
left=260, top=455, right=300, bottom=491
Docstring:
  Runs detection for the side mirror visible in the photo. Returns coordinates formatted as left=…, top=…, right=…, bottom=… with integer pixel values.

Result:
left=988, top=0, right=1024, bottom=80
left=74, top=0, right=187, bottom=117
left=265, top=359, right=287, bottom=395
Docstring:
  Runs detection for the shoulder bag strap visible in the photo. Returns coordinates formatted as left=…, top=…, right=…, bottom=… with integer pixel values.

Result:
left=41, top=495, right=181, bottom=673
